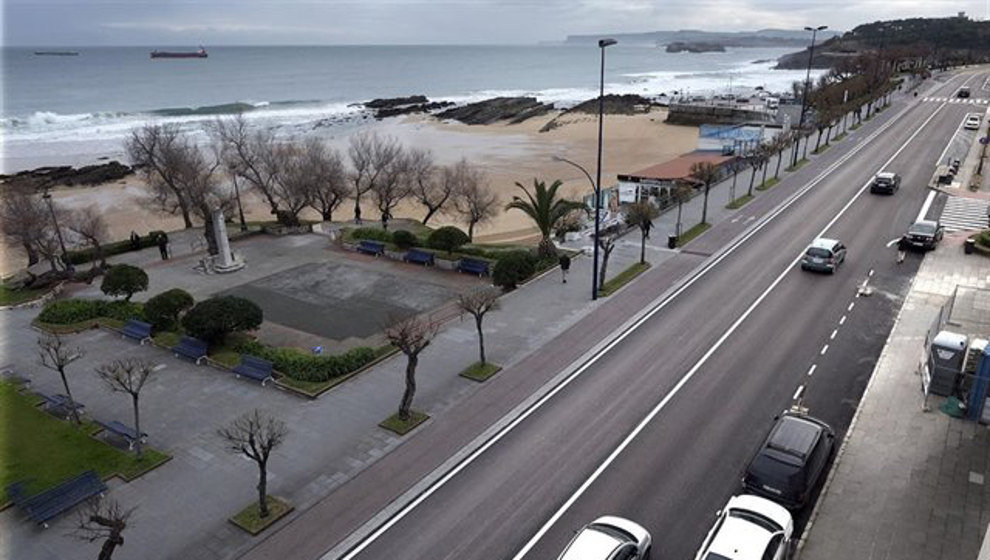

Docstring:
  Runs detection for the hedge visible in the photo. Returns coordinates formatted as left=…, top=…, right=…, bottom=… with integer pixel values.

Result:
left=38, top=299, right=144, bottom=325
left=234, top=339, right=378, bottom=382
left=64, top=231, right=165, bottom=266
left=350, top=228, right=393, bottom=243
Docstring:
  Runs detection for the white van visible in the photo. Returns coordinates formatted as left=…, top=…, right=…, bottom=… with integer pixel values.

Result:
left=766, top=97, right=780, bottom=110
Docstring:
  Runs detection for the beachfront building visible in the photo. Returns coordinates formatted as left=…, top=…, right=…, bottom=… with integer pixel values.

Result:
left=616, top=151, right=737, bottom=204
left=697, top=123, right=783, bottom=156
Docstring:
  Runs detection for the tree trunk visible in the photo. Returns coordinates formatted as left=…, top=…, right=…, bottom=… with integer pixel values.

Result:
left=802, top=135, right=809, bottom=160
left=761, top=161, right=768, bottom=187
left=475, top=316, right=486, bottom=364
left=381, top=214, right=389, bottom=231
left=257, top=461, right=269, bottom=518
left=701, top=184, right=710, bottom=225
left=598, top=245, right=614, bottom=289
left=58, top=369, right=81, bottom=425
left=815, top=129, right=823, bottom=152
left=731, top=168, right=738, bottom=201
left=538, top=236, right=557, bottom=258
left=399, top=354, right=418, bottom=420
left=748, top=167, right=757, bottom=197
left=97, top=534, right=124, bottom=560
left=467, top=222, right=476, bottom=243
left=422, top=206, right=439, bottom=225
left=132, top=394, right=142, bottom=458
left=22, top=241, right=39, bottom=267
left=774, top=151, right=783, bottom=179
left=640, top=230, right=647, bottom=264
left=177, top=199, right=193, bottom=229
left=353, top=196, right=362, bottom=223
left=321, top=209, right=332, bottom=221
left=675, top=202, right=683, bottom=237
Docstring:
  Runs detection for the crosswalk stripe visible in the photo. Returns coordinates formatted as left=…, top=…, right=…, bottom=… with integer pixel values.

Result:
left=939, top=197, right=989, bottom=232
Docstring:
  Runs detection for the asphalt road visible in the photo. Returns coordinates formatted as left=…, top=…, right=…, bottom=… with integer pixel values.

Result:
left=335, top=69, right=989, bottom=560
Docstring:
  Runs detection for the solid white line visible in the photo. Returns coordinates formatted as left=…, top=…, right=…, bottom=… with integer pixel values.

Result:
left=933, top=114, right=968, bottom=167
left=868, top=269, right=874, bottom=277
left=808, top=364, right=817, bottom=376
left=848, top=301, right=855, bottom=312
left=820, top=344, right=829, bottom=355
left=839, top=315, right=847, bottom=325
left=830, top=329, right=838, bottom=340
left=916, top=190, right=938, bottom=223
left=793, top=385, right=805, bottom=400
left=510, top=96, right=948, bottom=560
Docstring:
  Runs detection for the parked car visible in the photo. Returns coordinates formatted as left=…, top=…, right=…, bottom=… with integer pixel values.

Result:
left=965, top=114, right=982, bottom=130
left=958, top=86, right=971, bottom=98
left=742, top=411, right=835, bottom=509
left=557, top=516, right=652, bottom=560
left=899, top=219, right=945, bottom=251
left=694, top=495, right=794, bottom=560
left=800, top=238, right=847, bottom=273
left=869, top=172, right=901, bottom=195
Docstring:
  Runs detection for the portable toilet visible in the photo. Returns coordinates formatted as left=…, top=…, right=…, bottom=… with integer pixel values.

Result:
left=967, top=340, right=990, bottom=421
left=929, top=331, right=968, bottom=396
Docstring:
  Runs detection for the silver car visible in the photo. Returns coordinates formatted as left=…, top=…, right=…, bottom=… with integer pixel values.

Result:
left=557, top=516, right=652, bottom=560
left=800, top=238, right=846, bottom=274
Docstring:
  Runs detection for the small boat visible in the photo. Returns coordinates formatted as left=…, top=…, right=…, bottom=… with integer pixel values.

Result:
left=34, top=51, right=79, bottom=56
left=151, top=47, right=207, bottom=59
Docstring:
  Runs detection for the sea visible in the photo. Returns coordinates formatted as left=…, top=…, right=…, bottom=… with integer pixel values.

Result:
left=1, top=45, right=818, bottom=173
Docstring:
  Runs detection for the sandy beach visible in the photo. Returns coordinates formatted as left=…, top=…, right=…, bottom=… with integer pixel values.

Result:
left=0, top=109, right=698, bottom=276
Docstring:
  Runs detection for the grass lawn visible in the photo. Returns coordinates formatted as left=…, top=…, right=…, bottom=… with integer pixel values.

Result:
left=726, top=194, right=755, bottom=209
left=785, top=159, right=809, bottom=172
left=755, top=178, right=780, bottom=192
left=459, top=362, right=503, bottom=382
left=0, top=382, right=170, bottom=507
left=379, top=410, right=429, bottom=435
left=0, top=284, right=51, bottom=307
left=811, top=143, right=831, bottom=155
left=677, top=223, right=711, bottom=247
left=599, top=262, right=651, bottom=297
left=229, top=495, right=293, bottom=535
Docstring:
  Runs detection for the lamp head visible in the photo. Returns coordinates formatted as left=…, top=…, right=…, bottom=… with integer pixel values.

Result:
left=804, top=26, right=814, bottom=31
left=598, top=38, right=617, bottom=48
left=817, top=25, right=828, bottom=30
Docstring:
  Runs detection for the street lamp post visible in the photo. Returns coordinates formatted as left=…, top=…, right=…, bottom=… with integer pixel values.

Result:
left=593, top=38, right=617, bottom=301
left=793, top=25, right=828, bottom=167
left=552, top=155, right=598, bottom=296
left=42, top=189, right=69, bottom=268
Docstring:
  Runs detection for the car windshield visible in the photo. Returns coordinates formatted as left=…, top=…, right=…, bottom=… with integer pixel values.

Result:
left=875, top=177, right=893, bottom=184
left=909, top=223, right=936, bottom=235
left=729, top=508, right=783, bottom=533
left=807, top=247, right=831, bottom=258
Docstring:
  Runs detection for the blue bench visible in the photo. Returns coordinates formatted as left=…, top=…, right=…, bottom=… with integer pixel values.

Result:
left=457, top=257, right=491, bottom=277
left=36, top=392, right=85, bottom=419
left=404, top=248, right=436, bottom=266
left=172, top=336, right=208, bottom=365
left=232, top=354, right=275, bottom=386
left=356, top=240, right=385, bottom=256
left=6, top=470, right=106, bottom=528
left=96, top=420, right=147, bottom=450
left=120, top=319, right=153, bottom=345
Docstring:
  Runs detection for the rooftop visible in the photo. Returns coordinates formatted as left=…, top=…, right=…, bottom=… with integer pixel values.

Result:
left=618, top=152, right=736, bottom=183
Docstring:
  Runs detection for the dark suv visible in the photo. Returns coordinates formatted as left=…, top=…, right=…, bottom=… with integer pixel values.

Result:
left=742, top=411, right=835, bottom=510
left=899, top=219, right=945, bottom=251
left=958, top=87, right=971, bottom=98
left=870, top=172, right=900, bottom=195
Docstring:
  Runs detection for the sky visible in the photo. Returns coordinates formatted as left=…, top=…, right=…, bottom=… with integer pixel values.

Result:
left=3, top=0, right=988, bottom=46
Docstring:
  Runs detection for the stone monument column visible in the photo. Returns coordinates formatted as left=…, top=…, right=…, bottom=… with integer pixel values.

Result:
left=211, top=209, right=245, bottom=273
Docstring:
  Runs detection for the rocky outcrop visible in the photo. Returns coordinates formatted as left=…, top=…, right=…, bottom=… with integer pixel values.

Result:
left=774, top=48, right=848, bottom=69
left=363, top=95, right=455, bottom=119
left=665, top=42, right=726, bottom=53
left=0, top=161, right=134, bottom=190
left=437, top=97, right=555, bottom=125
left=564, top=94, right=656, bottom=115
left=365, top=95, right=429, bottom=109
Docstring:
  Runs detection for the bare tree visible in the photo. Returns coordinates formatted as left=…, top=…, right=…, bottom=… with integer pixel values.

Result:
left=671, top=180, right=693, bottom=238
left=689, top=161, right=720, bottom=226
left=597, top=231, right=618, bottom=290
left=371, top=149, right=411, bottom=231
left=348, top=131, right=401, bottom=223
left=175, top=143, right=231, bottom=255
left=406, top=149, right=451, bottom=225
left=71, top=498, right=134, bottom=560
left=66, top=207, right=110, bottom=270
left=126, top=123, right=194, bottom=228
left=95, top=359, right=155, bottom=458
left=451, top=161, right=498, bottom=241
left=625, top=201, right=660, bottom=264
left=209, top=114, right=282, bottom=216
left=0, top=183, right=48, bottom=267
left=273, top=142, right=316, bottom=226
left=217, top=410, right=288, bottom=519
left=301, top=138, right=350, bottom=222
left=456, top=288, right=500, bottom=365
left=37, top=333, right=85, bottom=425
left=384, top=315, right=440, bottom=421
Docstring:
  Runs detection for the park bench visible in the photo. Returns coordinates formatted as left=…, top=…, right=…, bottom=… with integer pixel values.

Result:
left=457, top=257, right=491, bottom=277
left=232, top=354, right=275, bottom=386
left=36, top=392, right=85, bottom=420
left=403, top=248, right=436, bottom=267
left=6, top=470, right=107, bottom=528
left=172, top=336, right=208, bottom=365
left=356, top=240, right=385, bottom=256
left=95, top=419, right=147, bottom=450
left=120, top=319, right=153, bottom=345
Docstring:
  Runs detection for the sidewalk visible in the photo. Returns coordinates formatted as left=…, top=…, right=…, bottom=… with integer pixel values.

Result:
left=798, top=237, right=990, bottom=560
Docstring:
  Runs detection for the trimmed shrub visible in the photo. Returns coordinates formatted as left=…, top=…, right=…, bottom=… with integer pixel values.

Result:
left=181, top=296, right=263, bottom=345
left=37, top=299, right=143, bottom=325
left=978, top=229, right=990, bottom=247
left=427, top=226, right=470, bottom=255
left=234, top=339, right=378, bottom=382
left=144, top=289, right=195, bottom=331
left=64, top=231, right=165, bottom=266
left=392, top=230, right=419, bottom=250
left=100, top=264, right=149, bottom=301
left=493, top=250, right=538, bottom=290
left=350, top=227, right=392, bottom=243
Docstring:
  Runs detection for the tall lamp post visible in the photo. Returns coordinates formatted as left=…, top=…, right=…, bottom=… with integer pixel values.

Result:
left=793, top=25, right=827, bottom=167
left=593, top=38, right=617, bottom=301
left=552, top=155, right=597, bottom=295
left=42, top=189, right=69, bottom=268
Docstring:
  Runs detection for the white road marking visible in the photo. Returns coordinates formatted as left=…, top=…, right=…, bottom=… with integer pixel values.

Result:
left=793, top=385, right=805, bottom=400
left=808, top=364, right=817, bottom=376
left=868, top=269, right=874, bottom=277
left=886, top=237, right=903, bottom=248
left=848, top=301, right=855, bottom=312
left=839, top=315, right=846, bottom=325
left=820, top=344, right=829, bottom=355
left=916, top=189, right=937, bottom=223
left=830, top=329, right=838, bottom=340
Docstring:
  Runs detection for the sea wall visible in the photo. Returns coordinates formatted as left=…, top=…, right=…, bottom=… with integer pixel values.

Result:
left=665, top=104, right=773, bottom=126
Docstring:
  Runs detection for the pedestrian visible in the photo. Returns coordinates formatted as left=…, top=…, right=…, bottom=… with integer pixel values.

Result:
left=559, top=254, right=571, bottom=284
left=157, top=232, right=169, bottom=260
left=129, top=230, right=141, bottom=251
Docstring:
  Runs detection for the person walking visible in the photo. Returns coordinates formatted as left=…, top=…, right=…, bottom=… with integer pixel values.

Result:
left=129, top=230, right=141, bottom=251
left=157, top=232, right=169, bottom=260
left=559, top=254, right=571, bottom=284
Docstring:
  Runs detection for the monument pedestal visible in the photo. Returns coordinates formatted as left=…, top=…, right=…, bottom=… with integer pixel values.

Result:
left=211, top=209, right=246, bottom=274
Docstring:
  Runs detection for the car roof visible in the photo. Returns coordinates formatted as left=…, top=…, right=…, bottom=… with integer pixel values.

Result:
left=912, top=219, right=939, bottom=228
left=766, top=415, right=822, bottom=460
left=876, top=172, right=896, bottom=180
left=809, top=237, right=839, bottom=249
left=967, top=115, right=981, bottom=121
left=707, top=515, right=774, bottom=559
left=727, top=495, right=792, bottom=533
left=558, top=525, right=626, bottom=560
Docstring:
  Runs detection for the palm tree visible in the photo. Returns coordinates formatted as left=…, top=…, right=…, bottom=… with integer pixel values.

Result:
left=689, top=161, right=720, bottom=226
left=506, top=179, right=588, bottom=257
left=625, top=201, right=660, bottom=264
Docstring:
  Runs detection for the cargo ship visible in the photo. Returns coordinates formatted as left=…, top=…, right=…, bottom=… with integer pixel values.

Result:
left=34, top=51, right=79, bottom=56
left=150, top=47, right=208, bottom=59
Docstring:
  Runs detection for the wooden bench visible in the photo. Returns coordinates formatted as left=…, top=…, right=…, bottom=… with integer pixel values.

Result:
left=356, top=240, right=386, bottom=256
left=403, top=248, right=436, bottom=266
left=96, top=420, right=147, bottom=450
left=232, top=355, right=274, bottom=386
left=120, top=319, right=153, bottom=345
left=6, top=470, right=107, bottom=527
left=172, top=336, right=208, bottom=365
left=36, top=392, right=85, bottom=419
left=457, top=257, right=491, bottom=277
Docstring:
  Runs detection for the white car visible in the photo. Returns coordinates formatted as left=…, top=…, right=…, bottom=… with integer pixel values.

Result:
left=557, top=516, right=652, bottom=560
left=694, top=495, right=794, bottom=560
left=965, top=115, right=982, bottom=130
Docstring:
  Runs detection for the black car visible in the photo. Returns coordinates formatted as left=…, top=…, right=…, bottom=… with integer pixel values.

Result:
left=869, top=172, right=901, bottom=195
left=899, top=220, right=945, bottom=251
left=958, top=86, right=971, bottom=98
left=742, top=411, right=835, bottom=510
